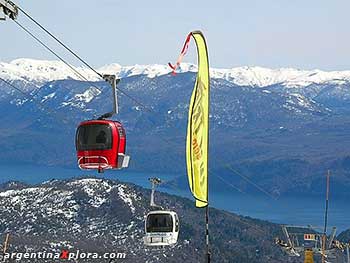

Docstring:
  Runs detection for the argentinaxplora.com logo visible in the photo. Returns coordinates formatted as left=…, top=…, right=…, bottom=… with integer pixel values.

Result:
left=1, top=249, right=127, bottom=261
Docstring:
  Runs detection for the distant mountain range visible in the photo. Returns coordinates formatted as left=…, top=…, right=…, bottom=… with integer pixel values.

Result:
left=4, top=58, right=350, bottom=89
left=1, top=59, right=350, bottom=197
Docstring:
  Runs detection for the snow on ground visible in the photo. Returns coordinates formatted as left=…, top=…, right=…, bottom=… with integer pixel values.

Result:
left=0, top=186, right=78, bottom=224
left=67, top=178, right=138, bottom=213
left=60, top=86, right=101, bottom=109
left=73, top=87, right=101, bottom=103
left=41, top=92, right=56, bottom=102
left=117, top=184, right=136, bottom=214
left=0, top=59, right=99, bottom=83
left=68, top=178, right=111, bottom=208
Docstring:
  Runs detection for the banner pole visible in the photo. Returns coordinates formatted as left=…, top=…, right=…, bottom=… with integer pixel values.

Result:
left=206, top=205, right=211, bottom=263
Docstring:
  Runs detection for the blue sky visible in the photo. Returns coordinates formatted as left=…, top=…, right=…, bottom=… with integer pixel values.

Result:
left=1, top=0, right=350, bottom=70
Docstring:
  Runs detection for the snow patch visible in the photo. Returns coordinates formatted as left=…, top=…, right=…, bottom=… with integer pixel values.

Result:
left=73, top=87, right=101, bottom=103
left=68, top=178, right=112, bottom=208
left=60, top=87, right=100, bottom=109
left=117, top=185, right=136, bottom=214
left=41, top=92, right=56, bottom=102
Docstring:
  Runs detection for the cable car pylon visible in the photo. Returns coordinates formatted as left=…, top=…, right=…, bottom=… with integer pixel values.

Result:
left=321, top=170, right=330, bottom=263
left=0, top=0, right=17, bottom=20
left=275, top=170, right=347, bottom=262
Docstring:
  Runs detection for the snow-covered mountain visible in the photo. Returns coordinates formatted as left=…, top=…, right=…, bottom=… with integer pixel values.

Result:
left=2, top=58, right=350, bottom=89
left=0, top=178, right=287, bottom=263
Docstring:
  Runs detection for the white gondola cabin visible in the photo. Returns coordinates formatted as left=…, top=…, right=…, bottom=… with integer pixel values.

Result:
left=144, top=210, right=179, bottom=246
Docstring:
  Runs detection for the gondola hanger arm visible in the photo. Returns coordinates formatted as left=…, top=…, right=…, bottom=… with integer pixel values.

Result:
left=98, top=75, right=120, bottom=120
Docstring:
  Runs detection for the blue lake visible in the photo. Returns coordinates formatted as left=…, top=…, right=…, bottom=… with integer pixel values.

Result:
left=0, top=164, right=349, bottom=232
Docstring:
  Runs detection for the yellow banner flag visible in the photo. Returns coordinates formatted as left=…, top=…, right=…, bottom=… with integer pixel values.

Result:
left=185, top=31, right=210, bottom=208
left=169, top=31, right=210, bottom=207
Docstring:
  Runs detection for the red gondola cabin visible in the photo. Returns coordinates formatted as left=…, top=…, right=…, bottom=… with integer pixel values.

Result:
left=76, top=120, right=130, bottom=172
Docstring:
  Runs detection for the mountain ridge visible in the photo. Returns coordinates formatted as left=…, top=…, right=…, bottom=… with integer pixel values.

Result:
left=0, top=177, right=290, bottom=263
left=3, top=58, right=350, bottom=89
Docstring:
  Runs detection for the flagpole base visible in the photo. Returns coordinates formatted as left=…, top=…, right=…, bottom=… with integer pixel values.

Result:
left=206, top=252, right=211, bottom=263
